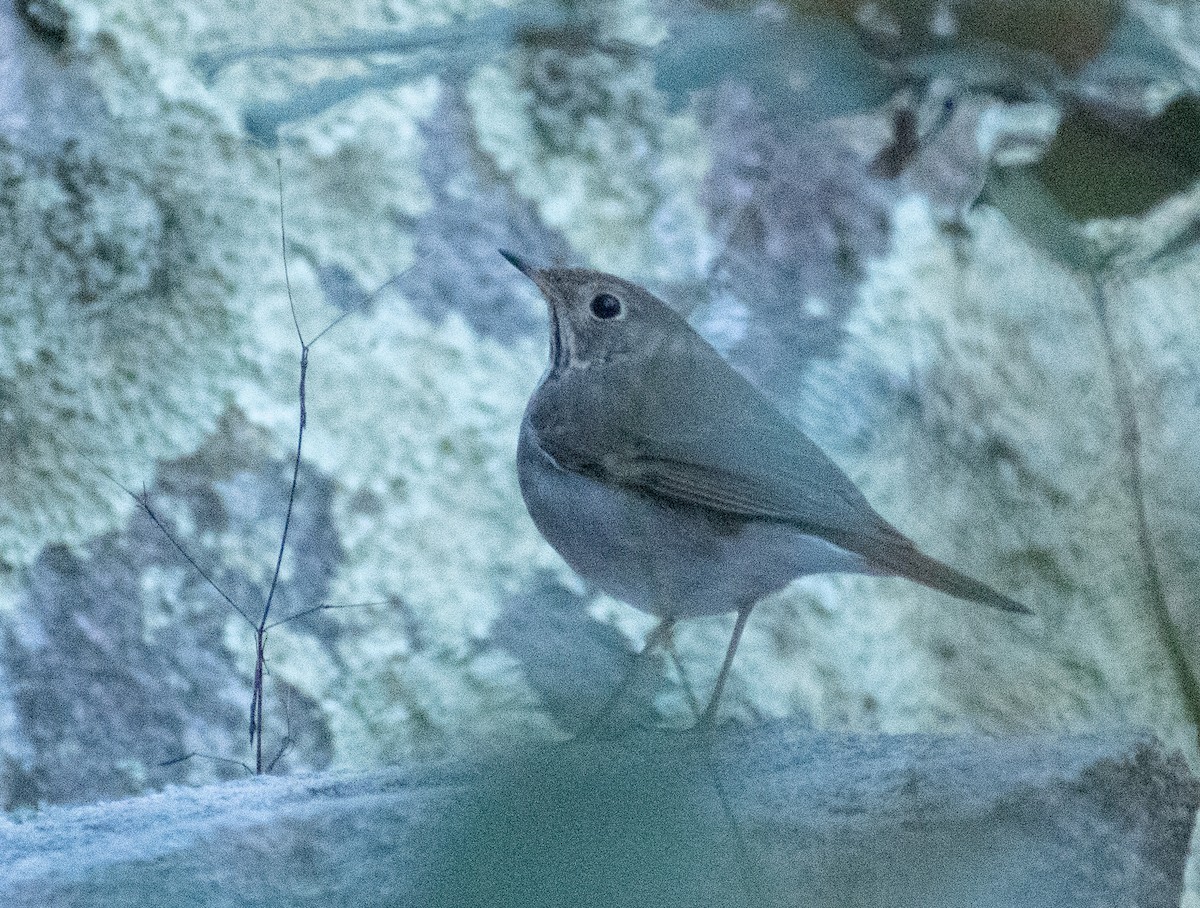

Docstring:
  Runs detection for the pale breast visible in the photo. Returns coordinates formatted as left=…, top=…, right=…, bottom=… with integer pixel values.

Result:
left=517, top=419, right=871, bottom=619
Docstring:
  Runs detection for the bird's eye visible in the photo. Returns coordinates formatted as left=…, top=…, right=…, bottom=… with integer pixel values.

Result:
left=590, top=293, right=622, bottom=319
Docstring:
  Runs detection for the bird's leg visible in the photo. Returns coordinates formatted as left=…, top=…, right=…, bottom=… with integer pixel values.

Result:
left=579, top=616, right=675, bottom=738
left=663, top=637, right=703, bottom=719
left=700, top=605, right=754, bottom=726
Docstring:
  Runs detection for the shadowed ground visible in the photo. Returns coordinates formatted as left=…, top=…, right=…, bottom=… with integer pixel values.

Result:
left=0, top=724, right=1194, bottom=907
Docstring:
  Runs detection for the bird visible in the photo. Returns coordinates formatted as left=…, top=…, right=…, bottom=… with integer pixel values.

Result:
left=501, top=250, right=1029, bottom=725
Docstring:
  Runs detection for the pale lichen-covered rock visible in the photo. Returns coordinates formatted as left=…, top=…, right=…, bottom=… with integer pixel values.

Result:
left=466, top=0, right=708, bottom=284
left=1, top=0, right=685, bottom=803
left=0, top=36, right=263, bottom=578
left=719, top=193, right=1195, bottom=755
left=5, top=12, right=1200, bottom=908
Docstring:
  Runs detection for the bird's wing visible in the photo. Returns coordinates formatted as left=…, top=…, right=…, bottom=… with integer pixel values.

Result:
left=611, top=444, right=909, bottom=558
left=530, top=338, right=909, bottom=559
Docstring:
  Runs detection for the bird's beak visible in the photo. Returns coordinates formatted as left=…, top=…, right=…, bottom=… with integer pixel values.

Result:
left=499, top=249, right=565, bottom=369
left=499, top=249, right=537, bottom=279
left=500, top=250, right=555, bottom=298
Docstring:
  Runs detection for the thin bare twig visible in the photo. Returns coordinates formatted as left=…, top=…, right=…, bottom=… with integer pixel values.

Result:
left=135, top=488, right=254, bottom=627
left=1090, top=271, right=1200, bottom=748
left=158, top=752, right=254, bottom=774
left=267, top=599, right=390, bottom=630
left=267, top=686, right=295, bottom=773
left=108, top=157, right=374, bottom=775
left=81, top=456, right=255, bottom=630
left=693, top=731, right=767, bottom=905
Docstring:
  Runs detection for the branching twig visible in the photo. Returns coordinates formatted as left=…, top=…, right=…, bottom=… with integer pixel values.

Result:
left=239, top=157, right=364, bottom=772
left=94, top=157, right=376, bottom=775
left=78, top=458, right=255, bottom=629
left=1091, top=270, right=1200, bottom=749
left=267, top=600, right=390, bottom=630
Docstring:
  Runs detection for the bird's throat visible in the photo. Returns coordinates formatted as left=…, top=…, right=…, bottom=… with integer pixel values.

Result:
left=548, top=304, right=564, bottom=369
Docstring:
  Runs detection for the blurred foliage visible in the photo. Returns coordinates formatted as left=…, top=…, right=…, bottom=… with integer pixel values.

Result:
left=1034, top=97, right=1200, bottom=220
left=704, top=0, right=1122, bottom=71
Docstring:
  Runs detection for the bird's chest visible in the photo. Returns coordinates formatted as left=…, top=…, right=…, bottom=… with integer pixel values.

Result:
left=517, top=419, right=751, bottom=617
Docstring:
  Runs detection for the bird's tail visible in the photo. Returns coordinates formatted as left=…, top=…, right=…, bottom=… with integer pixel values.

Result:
left=870, top=537, right=1031, bottom=614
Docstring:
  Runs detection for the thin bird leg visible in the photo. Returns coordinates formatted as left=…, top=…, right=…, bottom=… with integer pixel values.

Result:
left=700, top=606, right=754, bottom=726
left=663, top=637, right=703, bottom=719
left=580, top=617, right=675, bottom=738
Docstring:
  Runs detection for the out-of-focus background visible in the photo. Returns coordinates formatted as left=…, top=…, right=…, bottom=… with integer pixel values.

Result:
left=3, top=0, right=1200, bottom=897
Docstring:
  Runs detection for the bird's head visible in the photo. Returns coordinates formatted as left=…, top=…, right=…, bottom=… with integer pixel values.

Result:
left=501, top=250, right=685, bottom=371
